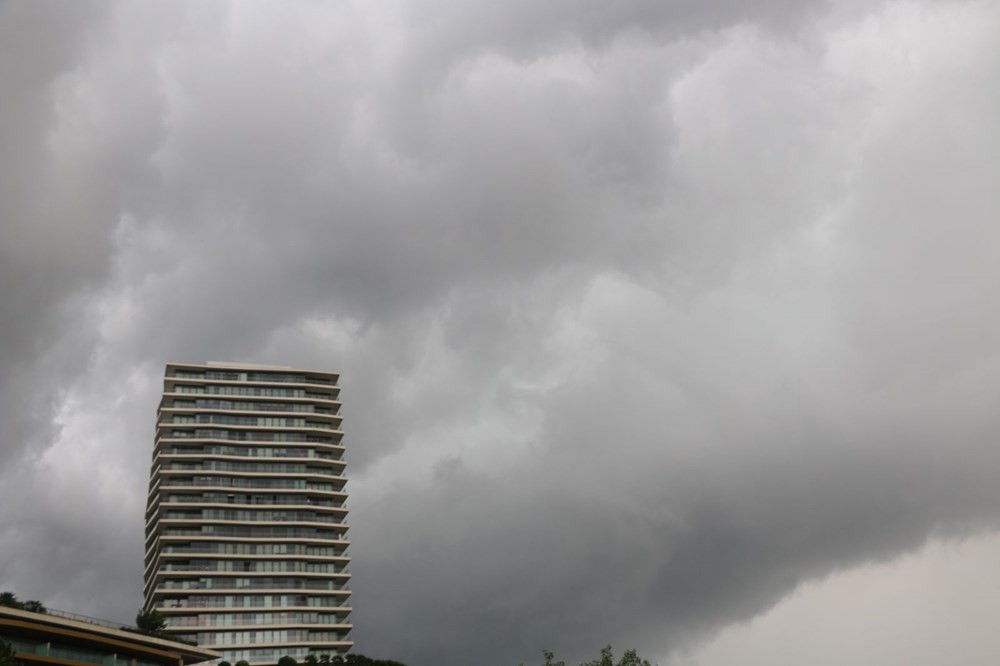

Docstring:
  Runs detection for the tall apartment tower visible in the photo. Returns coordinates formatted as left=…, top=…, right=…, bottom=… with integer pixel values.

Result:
left=143, top=362, right=352, bottom=663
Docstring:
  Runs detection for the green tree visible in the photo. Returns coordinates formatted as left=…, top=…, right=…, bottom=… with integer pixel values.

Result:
left=134, top=609, right=167, bottom=635
left=217, top=661, right=232, bottom=666
left=0, top=638, right=16, bottom=666
left=522, top=651, right=564, bottom=666
left=234, top=660, right=250, bottom=666
left=342, top=657, right=407, bottom=666
left=20, top=601, right=46, bottom=614
left=581, top=646, right=614, bottom=666
left=0, top=593, right=46, bottom=615
left=614, top=649, right=650, bottom=666
left=522, top=646, right=653, bottom=666
left=278, top=657, right=298, bottom=666
left=303, top=655, right=318, bottom=666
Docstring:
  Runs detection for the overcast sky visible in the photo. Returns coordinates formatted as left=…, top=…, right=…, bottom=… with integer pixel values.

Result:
left=1, top=0, right=999, bottom=664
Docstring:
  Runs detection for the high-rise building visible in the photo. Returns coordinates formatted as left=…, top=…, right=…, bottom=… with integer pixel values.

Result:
left=143, top=362, right=352, bottom=663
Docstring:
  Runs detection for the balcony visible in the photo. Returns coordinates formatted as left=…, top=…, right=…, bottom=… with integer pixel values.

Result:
left=157, top=580, right=350, bottom=591
left=159, top=526, right=348, bottom=539
left=157, top=564, right=346, bottom=574
left=160, top=447, right=340, bottom=460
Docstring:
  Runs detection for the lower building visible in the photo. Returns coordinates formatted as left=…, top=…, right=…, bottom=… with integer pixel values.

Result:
left=0, top=605, right=219, bottom=666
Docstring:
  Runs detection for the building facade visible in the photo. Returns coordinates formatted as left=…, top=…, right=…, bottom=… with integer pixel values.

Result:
left=143, top=362, right=352, bottom=663
left=0, top=605, right=219, bottom=666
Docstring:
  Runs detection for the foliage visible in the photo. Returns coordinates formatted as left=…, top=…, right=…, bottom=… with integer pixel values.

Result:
left=520, top=646, right=654, bottom=666
left=0, top=638, right=16, bottom=666
left=302, top=655, right=406, bottom=666
left=580, top=646, right=652, bottom=666
left=124, top=609, right=201, bottom=645
left=234, top=660, right=251, bottom=666
left=0, top=592, right=46, bottom=614
left=522, top=651, right=564, bottom=666
left=277, top=657, right=298, bottom=666
left=218, top=661, right=232, bottom=666
left=134, top=609, right=167, bottom=634
left=341, top=655, right=408, bottom=666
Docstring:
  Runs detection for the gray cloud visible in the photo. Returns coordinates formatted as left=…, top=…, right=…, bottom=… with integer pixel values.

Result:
left=0, top=0, right=111, bottom=470
left=1, top=1, right=998, bottom=665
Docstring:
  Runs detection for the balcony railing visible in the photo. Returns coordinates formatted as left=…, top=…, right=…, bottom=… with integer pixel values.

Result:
left=167, top=615, right=348, bottom=627
left=158, top=580, right=348, bottom=591
left=43, top=607, right=134, bottom=632
left=163, top=463, right=341, bottom=475
left=159, top=479, right=341, bottom=490
left=162, top=527, right=346, bottom=539
left=192, top=632, right=349, bottom=646
left=158, top=564, right=344, bottom=574
left=172, top=371, right=335, bottom=385
left=163, top=513, right=345, bottom=525
left=162, top=545, right=345, bottom=556
left=161, top=431, right=338, bottom=442
left=161, top=448, right=339, bottom=460
left=155, top=597, right=350, bottom=610
left=166, top=417, right=339, bottom=430
left=168, top=401, right=327, bottom=413
left=163, top=496, right=341, bottom=507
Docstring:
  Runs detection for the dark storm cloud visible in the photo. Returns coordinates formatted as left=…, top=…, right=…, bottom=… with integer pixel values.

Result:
left=393, top=0, right=831, bottom=85
left=0, top=0, right=112, bottom=470
left=1, top=1, right=998, bottom=665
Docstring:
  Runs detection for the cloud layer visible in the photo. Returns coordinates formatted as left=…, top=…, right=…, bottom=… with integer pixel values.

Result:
left=1, top=1, right=998, bottom=664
